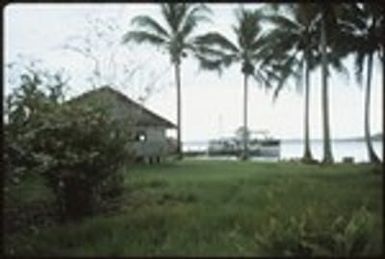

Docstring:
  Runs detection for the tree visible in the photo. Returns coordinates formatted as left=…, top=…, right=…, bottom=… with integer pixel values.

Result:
left=300, top=3, right=351, bottom=164
left=316, top=3, right=352, bottom=164
left=194, top=6, right=282, bottom=160
left=122, top=3, right=212, bottom=159
left=338, top=3, right=383, bottom=163
left=5, top=61, right=69, bottom=185
left=262, top=4, right=319, bottom=163
left=319, top=4, right=334, bottom=163
left=263, top=4, right=350, bottom=164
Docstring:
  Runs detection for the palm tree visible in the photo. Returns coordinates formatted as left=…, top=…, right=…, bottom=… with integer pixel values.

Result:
left=122, top=3, right=212, bottom=159
left=194, top=7, right=279, bottom=160
left=338, top=3, right=383, bottom=163
left=314, top=3, right=350, bottom=164
left=263, top=4, right=349, bottom=163
left=262, top=4, right=320, bottom=163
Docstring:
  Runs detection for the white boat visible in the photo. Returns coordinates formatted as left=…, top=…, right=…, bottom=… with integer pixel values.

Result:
left=248, top=130, right=280, bottom=157
left=208, top=130, right=280, bottom=158
left=208, top=137, right=240, bottom=156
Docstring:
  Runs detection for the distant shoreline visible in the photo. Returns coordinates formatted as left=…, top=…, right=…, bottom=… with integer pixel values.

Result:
left=184, top=136, right=383, bottom=146
left=281, top=138, right=383, bottom=143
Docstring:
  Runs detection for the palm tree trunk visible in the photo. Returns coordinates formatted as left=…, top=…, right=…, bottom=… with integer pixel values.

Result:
left=174, top=62, right=183, bottom=160
left=302, top=58, right=313, bottom=162
left=242, top=73, right=249, bottom=160
left=321, top=14, right=333, bottom=164
left=364, top=53, right=380, bottom=163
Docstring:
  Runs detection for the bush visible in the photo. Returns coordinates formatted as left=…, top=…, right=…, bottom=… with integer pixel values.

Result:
left=4, top=68, right=132, bottom=221
left=254, top=206, right=376, bottom=256
left=31, top=102, right=131, bottom=220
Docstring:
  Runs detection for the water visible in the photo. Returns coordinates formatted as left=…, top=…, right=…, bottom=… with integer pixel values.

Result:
left=280, top=140, right=383, bottom=162
left=183, top=140, right=383, bottom=163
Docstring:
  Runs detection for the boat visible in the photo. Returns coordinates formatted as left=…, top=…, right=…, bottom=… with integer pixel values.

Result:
left=248, top=130, right=280, bottom=157
left=208, top=137, right=241, bottom=156
left=208, top=130, right=280, bottom=158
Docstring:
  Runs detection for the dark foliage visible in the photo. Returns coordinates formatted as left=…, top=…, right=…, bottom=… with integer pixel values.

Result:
left=4, top=67, right=132, bottom=221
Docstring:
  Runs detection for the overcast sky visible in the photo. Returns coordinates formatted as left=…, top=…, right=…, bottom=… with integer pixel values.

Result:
left=4, top=3, right=383, bottom=142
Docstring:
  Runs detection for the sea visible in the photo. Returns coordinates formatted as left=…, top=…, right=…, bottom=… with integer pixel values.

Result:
left=183, top=139, right=383, bottom=163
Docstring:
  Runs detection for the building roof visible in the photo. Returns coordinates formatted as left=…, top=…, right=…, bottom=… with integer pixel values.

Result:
left=67, top=86, right=176, bottom=128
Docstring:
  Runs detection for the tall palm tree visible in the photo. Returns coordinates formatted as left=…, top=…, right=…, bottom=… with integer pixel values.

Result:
left=338, top=3, right=383, bottom=163
left=194, top=7, right=279, bottom=160
left=263, top=3, right=349, bottom=163
left=314, top=3, right=350, bottom=164
left=122, top=3, right=212, bottom=159
left=262, top=4, right=320, bottom=163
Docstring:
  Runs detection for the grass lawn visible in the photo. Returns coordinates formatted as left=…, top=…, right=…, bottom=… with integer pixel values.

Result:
left=5, top=160, right=383, bottom=256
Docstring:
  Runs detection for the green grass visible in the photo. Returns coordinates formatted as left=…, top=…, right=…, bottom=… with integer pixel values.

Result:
left=5, top=160, right=383, bottom=256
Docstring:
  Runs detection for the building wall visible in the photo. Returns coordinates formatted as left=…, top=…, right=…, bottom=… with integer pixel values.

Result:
left=71, top=89, right=172, bottom=160
left=133, top=126, right=169, bottom=159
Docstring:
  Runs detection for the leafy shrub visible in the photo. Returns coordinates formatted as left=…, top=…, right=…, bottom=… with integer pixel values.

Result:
left=254, top=206, right=376, bottom=256
left=4, top=67, right=132, bottom=221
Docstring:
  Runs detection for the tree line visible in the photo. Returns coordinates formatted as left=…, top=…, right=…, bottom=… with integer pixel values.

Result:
left=123, top=3, right=383, bottom=164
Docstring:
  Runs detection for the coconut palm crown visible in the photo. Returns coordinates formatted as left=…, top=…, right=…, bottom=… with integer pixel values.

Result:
left=338, top=3, right=384, bottom=163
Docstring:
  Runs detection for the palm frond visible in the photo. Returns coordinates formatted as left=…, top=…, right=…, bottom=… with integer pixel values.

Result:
left=254, top=69, right=278, bottom=91
left=266, top=14, right=301, bottom=32
left=174, top=3, right=190, bottom=29
left=195, top=55, right=224, bottom=76
left=160, top=3, right=177, bottom=33
left=354, top=51, right=366, bottom=87
left=183, top=3, right=212, bottom=25
left=195, top=33, right=239, bottom=54
left=122, top=31, right=167, bottom=46
left=254, top=31, right=298, bottom=62
left=295, top=55, right=305, bottom=94
left=160, top=3, right=189, bottom=34
left=271, top=54, right=302, bottom=100
left=328, top=53, right=350, bottom=82
left=179, top=4, right=212, bottom=39
left=294, top=3, right=319, bottom=28
left=194, top=45, right=229, bottom=59
left=131, top=15, right=170, bottom=39
left=336, top=2, right=384, bottom=88
left=234, top=8, right=262, bottom=50
left=338, top=4, right=367, bottom=32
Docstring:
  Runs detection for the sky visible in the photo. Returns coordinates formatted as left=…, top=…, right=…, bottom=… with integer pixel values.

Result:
left=3, top=3, right=383, bottom=142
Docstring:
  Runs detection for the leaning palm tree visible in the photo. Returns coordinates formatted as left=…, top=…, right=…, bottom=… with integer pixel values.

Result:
left=194, top=7, right=280, bottom=160
left=338, top=3, right=383, bottom=163
left=122, top=3, right=212, bottom=159
left=262, top=3, right=319, bottom=163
